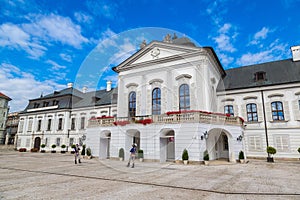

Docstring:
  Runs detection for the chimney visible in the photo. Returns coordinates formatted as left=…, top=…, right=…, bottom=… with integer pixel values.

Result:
left=106, top=80, right=112, bottom=91
left=291, top=46, right=300, bottom=61
left=67, top=82, right=73, bottom=88
left=82, top=86, right=88, bottom=93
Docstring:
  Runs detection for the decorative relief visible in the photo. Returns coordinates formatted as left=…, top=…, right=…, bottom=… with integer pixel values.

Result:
left=150, top=47, right=160, bottom=59
left=175, top=74, right=192, bottom=80
left=126, top=83, right=138, bottom=88
left=267, top=93, right=284, bottom=98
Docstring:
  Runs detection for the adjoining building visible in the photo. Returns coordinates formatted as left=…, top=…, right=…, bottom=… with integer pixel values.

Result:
left=16, top=83, right=117, bottom=152
left=0, top=92, right=11, bottom=144
left=5, top=112, right=20, bottom=145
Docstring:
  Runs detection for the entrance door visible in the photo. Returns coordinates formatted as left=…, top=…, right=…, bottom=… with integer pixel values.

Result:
left=34, top=137, right=41, bottom=150
left=166, top=137, right=175, bottom=161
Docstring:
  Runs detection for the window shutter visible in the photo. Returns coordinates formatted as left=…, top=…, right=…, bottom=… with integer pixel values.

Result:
left=292, top=100, right=300, bottom=120
left=283, top=101, right=290, bottom=121
left=275, top=135, right=289, bottom=152
left=147, top=89, right=151, bottom=114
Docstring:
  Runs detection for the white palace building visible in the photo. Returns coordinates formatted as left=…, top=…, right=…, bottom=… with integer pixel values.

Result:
left=17, top=36, right=300, bottom=163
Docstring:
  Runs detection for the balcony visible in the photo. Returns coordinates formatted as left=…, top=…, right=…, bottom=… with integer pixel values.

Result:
left=88, top=110, right=244, bottom=128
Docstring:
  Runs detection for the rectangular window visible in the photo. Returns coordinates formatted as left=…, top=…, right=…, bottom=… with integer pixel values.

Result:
left=43, top=101, right=49, bottom=107
left=18, top=121, right=24, bottom=133
left=224, top=105, right=234, bottom=116
left=274, top=135, right=289, bottom=152
left=56, top=138, right=61, bottom=147
left=47, top=119, right=52, bottom=131
left=28, top=120, right=33, bottom=132
left=58, top=118, right=63, bottom=130
left=37, top=120, right=42, bottom=131
left=246, top=103, right=258, bottom=122
left=298, top=100, right=300, bottom=110
left=223, top=135, right=228, bottom=150
left=71, top=118, right=75, bottom=130
left=248, top=136, right=262, bottom=151
left=80, top=117, right=85, bottom=129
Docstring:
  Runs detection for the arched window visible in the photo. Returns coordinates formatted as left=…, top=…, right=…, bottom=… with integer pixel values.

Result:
left=246, top=103, right=258, bottom=122
left=271, top=101, right=284, bottom=120
left=128, top=92, right=136, bottom=118
left=152, top=88, right=161, bottom=115
left=179, top=84, right=190, bottom=110
left=224, top=105, right=234, bottom=116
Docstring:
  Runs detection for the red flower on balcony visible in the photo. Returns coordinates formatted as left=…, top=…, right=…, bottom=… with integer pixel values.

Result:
left=136, top=118, right=153, bottom=125
left=96, top=116, right=114, bottom=119
left=113, top=121, right=130, bottom=126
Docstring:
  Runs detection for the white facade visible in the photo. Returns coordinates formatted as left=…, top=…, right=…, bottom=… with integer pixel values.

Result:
left=86, top=40, right=245, bottom=163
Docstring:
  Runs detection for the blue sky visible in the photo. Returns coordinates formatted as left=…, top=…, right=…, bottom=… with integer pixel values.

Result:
left=0, top=0, right=300, bottom=112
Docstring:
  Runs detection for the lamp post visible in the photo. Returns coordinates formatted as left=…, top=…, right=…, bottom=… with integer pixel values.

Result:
left=66, top=129, right=70, bottom=152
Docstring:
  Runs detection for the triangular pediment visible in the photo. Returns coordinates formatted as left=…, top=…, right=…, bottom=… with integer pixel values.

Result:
left=113, top=41, right=201, bottom=73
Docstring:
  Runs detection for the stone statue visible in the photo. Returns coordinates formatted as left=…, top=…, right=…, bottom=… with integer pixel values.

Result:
left=172, top=33, right=178, bottom=40
left=163, top=34, right=171, bottom=43
left=140, top=40, right=147, bottom=49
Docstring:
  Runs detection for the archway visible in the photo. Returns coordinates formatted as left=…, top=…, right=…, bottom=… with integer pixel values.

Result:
left=34, top=137, right=41, bottom=150
left=206, top=129, right=231, bottom=161
left=160, top=129, right=175, bottom=162
left=125, top=129, right=140, bottom=152
left=99, top=131, right=111, bottom=159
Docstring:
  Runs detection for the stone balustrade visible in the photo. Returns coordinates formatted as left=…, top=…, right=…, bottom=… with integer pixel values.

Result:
left=88, top=111, right=244, bottom=127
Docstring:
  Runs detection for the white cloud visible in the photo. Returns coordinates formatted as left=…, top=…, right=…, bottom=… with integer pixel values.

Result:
left=249, top=27, right=272, bottom=45
left=213, top=23, right=237, bottom=53
left=0, top=23, right=47, bottom=58
left=237, top=40, right=289, bottom=66
left=0, top=63, right=65, bottom=112
left=108, top=38, right=137, bottom=65
left=74, top=12, right=93, bottom=24
left=23, top=14, right=89, bottom=48
left=86, top=0, right=117, bottom=19
left=46, top=60, right=67, bottom=70
left=59, top=53, right=72, bottom=62
left=218, top=53, right=234, bottom=67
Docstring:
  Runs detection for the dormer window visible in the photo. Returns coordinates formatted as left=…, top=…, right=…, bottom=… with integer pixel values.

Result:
left=254, top=71, right=266, bottom=81
left=33, top=103, right=40, bottom=108
left=53, top=100, right=59, bottom=106
left=43, top=101, right=49, bottom=107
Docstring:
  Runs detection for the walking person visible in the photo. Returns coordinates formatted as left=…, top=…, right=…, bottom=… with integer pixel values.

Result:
left=127, top=143, right=137, bottom=168
left=74, top=144, right=81, bottom=164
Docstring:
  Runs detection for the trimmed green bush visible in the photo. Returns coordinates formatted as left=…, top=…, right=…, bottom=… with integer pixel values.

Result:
left=267, top=146, right=277, bottom=156
left=239, top=151, right=245, bottom=160
left=298, top=147, right=300, bottom=153
left=41, top=144, right=46, bottom=148
left=119, top=148, right=124, bottom=159
left=203, top=150, right=209, bottom=161
left=61, top=144, right=66, bottom=149
left=138, top=149, right=144, bottom=159
left=86, top=147, right=92, bottom=157
left=51, top=144, right=56, bottom=149
left=182, top=149, right=189, bottom=160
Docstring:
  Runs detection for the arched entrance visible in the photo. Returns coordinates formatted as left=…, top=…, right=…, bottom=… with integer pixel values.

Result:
left=34, top=137, right=41, bottom=150
left=160, top=129, right=175, bottom=162
left=206, top=129, right=231, bottom=161
left=99, top=131, right=111, bottom=159
left=125, top=129, right=140, bottom=153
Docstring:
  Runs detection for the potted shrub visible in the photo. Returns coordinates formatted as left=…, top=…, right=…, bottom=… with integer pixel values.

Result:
left=182, top=149, right=189, bottom=165
left=40, top=144, right=46, bottom=153
left=71, top=144, right=76, bottom=154
left=61, top=144, right=66, bottom=153
left=239, top=150, right=245, bottom=163
left=138, top=149, right=144, bottom=162
left=203, top=150, right=209, bottom=165
left=51, top=144, right=56, bottom=153
left=119, top=148, right=124, bottom=161
left=266, top=146, right=276, bottom=162
left=86, top=147, right=92, bottom=159
left=81, top=144, right=86, bottom=157
left=30, top=148, right=39, bottom=152
left=298, top=147, right=300, bottom=160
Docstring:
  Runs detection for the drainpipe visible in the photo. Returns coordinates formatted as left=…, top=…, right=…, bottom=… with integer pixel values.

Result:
left=261, top=90, right=270, bottom=160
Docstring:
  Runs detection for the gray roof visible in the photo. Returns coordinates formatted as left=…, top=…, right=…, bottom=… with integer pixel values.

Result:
left=22, top=87, right=116, bottom=113
left=218, top=59, right=300, bottom=91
